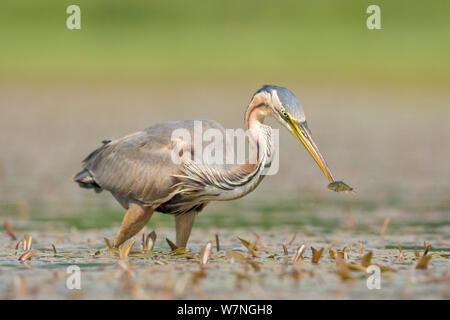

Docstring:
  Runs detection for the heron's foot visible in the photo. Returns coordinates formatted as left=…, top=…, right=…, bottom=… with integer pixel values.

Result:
left=113, top=204, right=154, bottom=248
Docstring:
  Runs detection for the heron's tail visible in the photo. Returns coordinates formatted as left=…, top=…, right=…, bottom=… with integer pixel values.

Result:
left=73, top=169, right=102, bottom=193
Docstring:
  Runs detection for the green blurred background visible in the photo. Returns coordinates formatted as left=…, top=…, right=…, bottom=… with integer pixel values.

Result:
left=1, top=0, right=449, bottom=84
left=0, top=1, right=449, bottom=232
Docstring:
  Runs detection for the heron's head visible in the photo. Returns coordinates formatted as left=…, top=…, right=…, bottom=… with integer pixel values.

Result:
left=251, top=85, right=335, bottom=183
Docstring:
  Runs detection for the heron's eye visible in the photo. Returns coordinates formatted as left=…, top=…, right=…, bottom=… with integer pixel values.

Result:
left=281, top=110, right=288, bottom=118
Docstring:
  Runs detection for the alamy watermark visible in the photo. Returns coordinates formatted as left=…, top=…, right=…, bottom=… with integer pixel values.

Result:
left=169, top=121, right=280, bottom=175
left=366, top=5, right=381, bottom=30
left=366, top=265, right=381, bottom=290
left=66, top=265, right=81, bottom=290
left=66, top=5, right=81, bottom=30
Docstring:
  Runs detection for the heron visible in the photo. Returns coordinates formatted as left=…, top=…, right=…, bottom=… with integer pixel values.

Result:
left=74, top=85, right=337, bottom=248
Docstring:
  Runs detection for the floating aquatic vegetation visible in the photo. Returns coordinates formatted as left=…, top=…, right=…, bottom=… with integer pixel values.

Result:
left=292, top=245, right=306, bottom=264
left=329, top=247, right=349, bottom=260
left=311, top=247, right=324, bottom=264
left=361, top=251, right=373, bottom=267
left=394, top=244, right=404, bottom=263
left=434, top=253, right=450, bottom=258
left=166, top=238, right=178, bottom=251
left=104, top=238, right=113, bottom=248
left=215, top=234, right=220, bottom=252
left=423, top=242, right=431, bottom=256
left=327, top=181, right=354, bottom=192
left=22, top=234, right=33, bottom=251
left=119, top=238, right=136, bottom=259
left=380, top=218, right=390, bottom=238
left=199, top=241, right=213, bottom=265
left=415, top=243, right=433, bottom=270
left=415, top=255, right=432, bottom=270
left=288, top=232, right=297, bottom=246
left=226, top=250, right=246, bottom=262
left=414, top=245, right=420, bottom=258
left=347, top=263, right=367, bottom=272
left=143, top=231, right=156, bottom=252
left=14, top=240, right=21, bottom=252
left=104, top=237, right=119, bottom=255
left=282, top=244, right=289, bottom=256
left=18, top=250, right=39, bottom=261
left=4, top=220, right=17, bottom=240
left=238, top=237, right=259, bottom=258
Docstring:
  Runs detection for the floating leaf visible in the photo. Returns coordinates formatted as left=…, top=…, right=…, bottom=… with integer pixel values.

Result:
left=281, top=244, right=288, bottom=257
left=414, top=245, right=420, bottom=258
left=423, top=243, right=431, bottom=257
left=358, top=242, right=363, bottom=254
left=199, top=241, right=213, bottom=265
left=347, top=263, right=367, bottom=272
left=119, top=238, right=136, bottom=259
left=144, top=231, right=157, bottom=252
left=22, top=234, right=33, bottom=251
left=166, top=238, right=178, bottom=251
left=238, top=237, right=259, bottom=257
left=415, top=255, right=432, bottom=270
left=14, top=240, right=22, bottom=251
left=170, top=247, right=187, bottom=255
left=225, top=250, right=246, bottom=262
left=292, top=245, right=306, bottom=263
left=394, top=244, right=404, bottom=263
left=215, top=234, right=220, bottom=252
left=311, top=247, right=324, bottom=264
left=380, top=217, right=390, bottom=238
left=4, top=220, right=17, bottom=240
left=104, top=238, right=113, bottom=249
left=288, top=233, right=297, bottom=246
left=18, top=250, right=39, bottom=261
left=434, top=253, right=450, bottom=257
left=361, top=251, right=372, bottom=267
left=376, top=264, right=396, bottom=273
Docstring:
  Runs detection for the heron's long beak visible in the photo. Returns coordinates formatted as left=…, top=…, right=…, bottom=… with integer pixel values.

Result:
left=287, top=116, right=335, bottom=183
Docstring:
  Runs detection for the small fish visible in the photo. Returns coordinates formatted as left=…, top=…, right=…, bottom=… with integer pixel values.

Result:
left=328, top=181, right=354, bottom=192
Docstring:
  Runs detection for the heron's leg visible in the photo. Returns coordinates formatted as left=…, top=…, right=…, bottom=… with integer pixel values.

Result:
left=175, top=211, right=197, bottom=248
left=113, top=204, right=154, bottom=247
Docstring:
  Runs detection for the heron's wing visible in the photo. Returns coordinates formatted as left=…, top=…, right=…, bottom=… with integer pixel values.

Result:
left=83, top=120, right=226, bottom=204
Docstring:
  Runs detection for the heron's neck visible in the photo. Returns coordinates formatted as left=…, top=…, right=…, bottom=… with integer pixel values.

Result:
left=209, top=105, right=273, bottom=200
left=177, top=102, right=274, bottom=202
left=244, top=104, right=271, bottom=165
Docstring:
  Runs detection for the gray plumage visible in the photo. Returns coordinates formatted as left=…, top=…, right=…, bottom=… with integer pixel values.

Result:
left=74, top=85, right=334, bottom=249
left=74, top=119, right=270, bottom=215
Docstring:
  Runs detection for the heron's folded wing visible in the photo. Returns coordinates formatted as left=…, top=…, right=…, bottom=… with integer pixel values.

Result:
left=88, top=131, right=180, bottom=204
